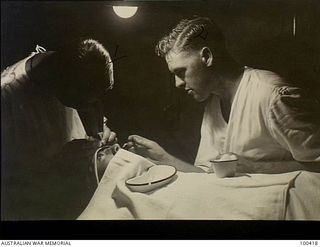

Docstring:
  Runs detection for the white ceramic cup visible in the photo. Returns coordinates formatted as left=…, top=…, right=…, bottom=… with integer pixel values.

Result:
left=210, top=153, right=238, bottom=178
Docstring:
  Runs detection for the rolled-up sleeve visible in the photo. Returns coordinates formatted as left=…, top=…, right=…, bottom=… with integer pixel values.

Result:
left=268, top=86, right=320, bottom=162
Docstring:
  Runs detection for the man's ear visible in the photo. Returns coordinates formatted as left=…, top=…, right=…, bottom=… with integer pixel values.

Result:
left=200, top=47, right=213, bottom=67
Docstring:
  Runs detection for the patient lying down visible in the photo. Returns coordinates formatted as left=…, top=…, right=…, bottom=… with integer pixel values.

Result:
left=36, top=139, right=320, bottom=220
left=30, top=139, right=120, bottom=220
left=79, top=144, right=320, bottom=220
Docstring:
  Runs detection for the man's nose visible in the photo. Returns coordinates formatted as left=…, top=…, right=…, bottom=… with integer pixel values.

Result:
left=175, top=76, right=185, bottom=88
left=111, top=143, right=120, bottom=155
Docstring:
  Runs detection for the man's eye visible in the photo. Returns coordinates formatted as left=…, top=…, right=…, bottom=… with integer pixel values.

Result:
left=176, top=69, right=185, bottom=78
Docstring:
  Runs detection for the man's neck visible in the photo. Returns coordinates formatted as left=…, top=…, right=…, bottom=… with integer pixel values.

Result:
left=215, top=62, right=244, bottom=123
left=217, top=61, right=244, bottom=102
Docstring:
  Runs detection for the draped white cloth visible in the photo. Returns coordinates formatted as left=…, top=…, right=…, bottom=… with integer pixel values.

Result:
left=79, top=149, right=320, bottom=220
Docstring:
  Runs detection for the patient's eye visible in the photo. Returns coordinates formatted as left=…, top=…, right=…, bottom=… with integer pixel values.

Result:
left=97, top=152, right=104, bottom=160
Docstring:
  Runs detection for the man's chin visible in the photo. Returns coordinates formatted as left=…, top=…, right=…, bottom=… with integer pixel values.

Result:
left=193, top=94, right=208, bottom=102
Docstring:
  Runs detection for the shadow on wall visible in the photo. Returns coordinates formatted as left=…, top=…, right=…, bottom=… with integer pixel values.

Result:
left=240, top=37, right=320, bottom=93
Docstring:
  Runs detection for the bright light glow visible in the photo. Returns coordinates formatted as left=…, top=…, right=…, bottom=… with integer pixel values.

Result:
left=113, top=6, right=138, bottom=19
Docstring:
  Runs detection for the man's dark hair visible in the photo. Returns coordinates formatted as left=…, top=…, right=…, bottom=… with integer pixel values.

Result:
left=55, top=39, right=113, bottom=107
left=77, top=39, right=114, bottom=90
left=155, top=16, right=226, bottom=57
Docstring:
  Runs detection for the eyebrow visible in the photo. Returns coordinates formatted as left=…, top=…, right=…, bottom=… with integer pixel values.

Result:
left=97, top=145, right=111, bottom=154
left=172, top=68, right=185, bottom=75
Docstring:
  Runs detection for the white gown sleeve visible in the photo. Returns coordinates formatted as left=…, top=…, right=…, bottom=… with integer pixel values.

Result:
left=267, top=86, right=320, bottom=162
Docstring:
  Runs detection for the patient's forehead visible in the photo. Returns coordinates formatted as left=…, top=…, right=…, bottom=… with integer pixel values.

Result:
left=98, top=146, right=112, bottom=154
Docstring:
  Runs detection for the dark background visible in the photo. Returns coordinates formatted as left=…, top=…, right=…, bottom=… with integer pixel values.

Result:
left=2, top=0, right=320, bottom=164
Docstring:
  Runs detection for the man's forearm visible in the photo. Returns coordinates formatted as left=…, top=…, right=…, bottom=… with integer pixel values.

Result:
left=299, top=161, right=320, bottom=173
left=167, top=154, right=205, bottom=173
left=237, top=159, right=320, bottom=174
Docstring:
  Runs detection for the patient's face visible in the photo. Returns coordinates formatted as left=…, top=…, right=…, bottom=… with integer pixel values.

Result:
left=96, top=144, right=120, bottom=175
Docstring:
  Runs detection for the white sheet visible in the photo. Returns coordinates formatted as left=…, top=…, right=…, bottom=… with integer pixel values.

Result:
left=78, top=149, right=320, bottom=220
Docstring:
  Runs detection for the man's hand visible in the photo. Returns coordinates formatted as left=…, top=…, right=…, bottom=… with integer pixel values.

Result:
left=124, top=135, right=173, bottom=165
left=97, top=124, right=117, bottom=147
left=124, top=135, right=205, bottom=173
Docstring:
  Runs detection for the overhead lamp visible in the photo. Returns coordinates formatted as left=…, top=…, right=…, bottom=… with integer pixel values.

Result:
left=112, top=6, right=138, bottom=18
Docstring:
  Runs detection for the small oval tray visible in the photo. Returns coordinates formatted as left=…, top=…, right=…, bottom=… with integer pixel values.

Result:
left=126, top=165, right=177, bottom=193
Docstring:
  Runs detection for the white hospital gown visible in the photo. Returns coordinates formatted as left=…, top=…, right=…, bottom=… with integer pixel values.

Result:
left=1, top=54, right=86, bottom=169
left=195, top=67, right=320, bottom=171
left=1, top=52, right=88, bottom=219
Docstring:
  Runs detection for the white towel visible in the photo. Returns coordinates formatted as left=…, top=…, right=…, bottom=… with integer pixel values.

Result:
left=78, top=149, right=303, bottom=220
